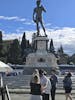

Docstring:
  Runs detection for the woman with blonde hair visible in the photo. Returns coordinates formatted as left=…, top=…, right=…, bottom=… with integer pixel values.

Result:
left=30, top=69, right=40, bottom=83
left=30, top=75, right=42, bottom=100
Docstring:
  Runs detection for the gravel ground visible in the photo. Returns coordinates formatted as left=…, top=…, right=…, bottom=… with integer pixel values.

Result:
left=0, top=94, right=75, bottom=100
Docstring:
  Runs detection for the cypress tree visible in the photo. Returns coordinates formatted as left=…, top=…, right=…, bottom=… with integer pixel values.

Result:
left=57, top=45, right=64, bottom=55
left=21, top=32, right=26, bottom=56
left=49, top=39, right=55, bottom=53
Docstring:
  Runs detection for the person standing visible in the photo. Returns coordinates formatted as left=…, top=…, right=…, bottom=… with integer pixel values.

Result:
left=63, top=72, right=72, bottom=100
left=50, top=70, right=58, bottom=100
left=44, top=71, right=51, bottom=100
left=30, top=75, right=42, bottom=100
left=39, top=69, right=51, bottom=100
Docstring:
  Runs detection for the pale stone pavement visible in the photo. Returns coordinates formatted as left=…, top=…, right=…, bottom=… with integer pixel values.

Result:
left=0, top=94, right=75, bottom=100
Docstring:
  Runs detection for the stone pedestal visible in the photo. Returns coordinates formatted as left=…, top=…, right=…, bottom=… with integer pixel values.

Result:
left=23, top=35, right=59, bottom=74
left=33, top=36, right=49, bottom=51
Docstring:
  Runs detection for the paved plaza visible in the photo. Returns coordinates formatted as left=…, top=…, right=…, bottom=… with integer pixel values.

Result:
left=0, top=75, right=75, bottom=100
left=0, top=93, right=75, bottom=100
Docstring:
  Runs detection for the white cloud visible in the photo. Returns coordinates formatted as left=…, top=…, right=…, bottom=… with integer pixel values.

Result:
left=45, top=27, right=75, bottom=55
left=45, top=23, right=52, bottom=27
left=23, top=20, right=35, bottom=26
left=0, top=16, right=26, bottom=22
left=2, top=29, right=35, bottom=43
left=23, top=22, right=33, bottom=25
left=0, top=15, right=35, bottom=26
left=3, top=33, right=23, bottom=42
left=2, top=27, right=75, bottom=55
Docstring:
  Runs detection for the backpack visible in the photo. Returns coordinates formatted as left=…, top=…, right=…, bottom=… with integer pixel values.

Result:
left=63, top=77, right=72, bottom=88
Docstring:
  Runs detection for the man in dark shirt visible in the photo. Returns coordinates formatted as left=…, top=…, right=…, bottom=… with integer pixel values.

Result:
left=50, top=70, right=58, bottom=100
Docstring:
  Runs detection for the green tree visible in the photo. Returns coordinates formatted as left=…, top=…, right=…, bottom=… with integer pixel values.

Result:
left=69, top=54, right=75, bottom=64
left=57, top=45, right=64, bottom=55
left=21, top=32, right=26, bottom=56
left=57, top=45, right=69, bottom=64
left=58, top=54, right=69, bottom=64
left=8, top=39, right=21, bottom=64
left=49, top=39, right=55, bottom=53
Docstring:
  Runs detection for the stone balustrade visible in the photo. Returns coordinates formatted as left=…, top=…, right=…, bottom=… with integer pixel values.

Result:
left=0, top=75, right=75, bottom=89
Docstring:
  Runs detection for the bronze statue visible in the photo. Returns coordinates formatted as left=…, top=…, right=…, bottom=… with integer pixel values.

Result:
left=33, top=0, right=47, bottom=36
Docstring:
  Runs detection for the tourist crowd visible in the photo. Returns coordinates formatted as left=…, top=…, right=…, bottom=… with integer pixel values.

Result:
left=30, top=69, right=72, bottom=100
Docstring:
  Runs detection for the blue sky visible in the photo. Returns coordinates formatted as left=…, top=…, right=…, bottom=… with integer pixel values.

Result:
left=0, top=0, right=75, bottom=55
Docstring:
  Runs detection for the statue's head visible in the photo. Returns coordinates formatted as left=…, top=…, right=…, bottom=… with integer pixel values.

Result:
left=36, top=0, right=41, bottom=6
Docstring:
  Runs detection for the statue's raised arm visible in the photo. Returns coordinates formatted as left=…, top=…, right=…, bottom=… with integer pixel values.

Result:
left=41, top=5, right=46, bottom=12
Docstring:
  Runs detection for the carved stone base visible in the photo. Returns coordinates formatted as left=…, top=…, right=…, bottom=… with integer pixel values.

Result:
left=23, top=35, right=59, bottom=75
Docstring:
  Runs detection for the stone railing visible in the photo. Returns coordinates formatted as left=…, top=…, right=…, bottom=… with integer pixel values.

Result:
left=0, top=75, right=75, bottom=89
